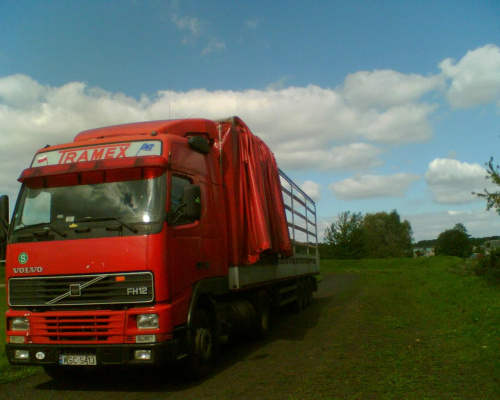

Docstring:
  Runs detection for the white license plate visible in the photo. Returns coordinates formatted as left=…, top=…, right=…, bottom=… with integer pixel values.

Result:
left=59, top=355, right=97, bottom=366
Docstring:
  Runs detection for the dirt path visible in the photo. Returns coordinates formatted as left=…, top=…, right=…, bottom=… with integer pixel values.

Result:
left=0, top=273, right=357, bottom=399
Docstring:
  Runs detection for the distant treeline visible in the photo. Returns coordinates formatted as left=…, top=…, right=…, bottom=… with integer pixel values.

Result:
left=414, top=236, right=500, bottom=249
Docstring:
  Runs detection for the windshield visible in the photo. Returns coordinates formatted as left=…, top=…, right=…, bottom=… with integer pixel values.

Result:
left=13, top=175, right=165, bottom=233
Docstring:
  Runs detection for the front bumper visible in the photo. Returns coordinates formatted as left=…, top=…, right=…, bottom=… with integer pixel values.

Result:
left=6, top=340, right=182, bottom=367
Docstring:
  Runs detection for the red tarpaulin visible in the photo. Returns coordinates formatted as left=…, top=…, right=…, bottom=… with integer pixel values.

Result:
left=215, top=117, right=292, bottom=266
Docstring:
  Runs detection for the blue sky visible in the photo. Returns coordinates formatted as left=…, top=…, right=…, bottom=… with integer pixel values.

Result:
left=1, top=0, right=500, bottom=241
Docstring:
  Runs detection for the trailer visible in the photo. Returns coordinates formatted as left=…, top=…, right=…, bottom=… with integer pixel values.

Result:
left=2, top=116, right=319, bottom=378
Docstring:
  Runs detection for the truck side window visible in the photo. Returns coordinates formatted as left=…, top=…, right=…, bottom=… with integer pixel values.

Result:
left=170, top=175, right=193, bottom=226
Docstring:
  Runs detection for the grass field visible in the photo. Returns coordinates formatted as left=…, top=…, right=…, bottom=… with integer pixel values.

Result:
left=314, top=256, right=500, bottom=398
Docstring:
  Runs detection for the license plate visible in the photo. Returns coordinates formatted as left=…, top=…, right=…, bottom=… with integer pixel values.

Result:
left=59, top=355, right=97, bottom=366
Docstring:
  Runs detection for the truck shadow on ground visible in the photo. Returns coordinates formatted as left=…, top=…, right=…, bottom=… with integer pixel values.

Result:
left=34, top=274, right=356, bottom=394
left=34, top=298, right=335, bottom=394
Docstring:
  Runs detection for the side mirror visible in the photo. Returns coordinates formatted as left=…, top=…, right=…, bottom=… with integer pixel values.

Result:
left=0, top=195, right=9, bottom=260
left=0, top=195, right=9, bottom=232
left=183, top=185, right=201, bottom=220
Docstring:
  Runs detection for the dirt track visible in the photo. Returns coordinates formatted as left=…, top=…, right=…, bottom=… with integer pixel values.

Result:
left=0, top=274, right=356, bottom=399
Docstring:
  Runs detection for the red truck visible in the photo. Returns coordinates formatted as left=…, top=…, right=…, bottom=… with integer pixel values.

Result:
left=1, top=116, right=319, bottom=379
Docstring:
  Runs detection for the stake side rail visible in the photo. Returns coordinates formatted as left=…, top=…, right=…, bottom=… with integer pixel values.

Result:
left=279, top=169, right=318, bottom=258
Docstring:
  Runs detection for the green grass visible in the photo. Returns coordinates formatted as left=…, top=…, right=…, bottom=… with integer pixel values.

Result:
left=312, top=256, right=500, bottom=398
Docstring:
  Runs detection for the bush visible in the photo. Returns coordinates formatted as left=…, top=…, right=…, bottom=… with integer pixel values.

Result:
left=474, top=248, right=500, bottom=281
left=435, top=225, right=473, bottom=258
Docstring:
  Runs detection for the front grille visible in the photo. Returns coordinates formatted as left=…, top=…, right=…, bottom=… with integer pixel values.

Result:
left=9, top=272, right=154, bottom=307
left=31, top=311, right=125, bottom=343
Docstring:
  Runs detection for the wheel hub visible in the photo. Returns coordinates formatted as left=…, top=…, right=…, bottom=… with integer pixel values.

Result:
left=196, top=327, right=213, bottom=361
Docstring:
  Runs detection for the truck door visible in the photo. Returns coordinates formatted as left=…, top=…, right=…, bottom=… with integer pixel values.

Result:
left=168, top=174, right=203, bottom=298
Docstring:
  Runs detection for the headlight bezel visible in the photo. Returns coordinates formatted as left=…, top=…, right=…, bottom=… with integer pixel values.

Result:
left=9, top=317, right=29, bottom=331
left=136, top=313, right=159, bottom=330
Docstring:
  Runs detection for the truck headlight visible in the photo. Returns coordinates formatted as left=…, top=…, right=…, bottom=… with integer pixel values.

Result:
left=9, top=317, right=29, bottom=331
left=14, top=350, right=30, bottom=360
left=134, top=350, right=152, bottom=360
left=137, top=314, right=159, bottom=330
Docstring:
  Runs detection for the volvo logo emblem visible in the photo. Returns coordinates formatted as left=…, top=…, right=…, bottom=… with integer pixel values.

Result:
left=70, top=284, right=82, bottom=297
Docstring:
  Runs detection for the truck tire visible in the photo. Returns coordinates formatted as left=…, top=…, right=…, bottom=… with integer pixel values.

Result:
left=253, top=290, right=271, bottom=338
left=305, top=278, right=313, bottom=306
left=185, top=308, right=216, bottom=379
left=291, top=280, right=305, bottom=313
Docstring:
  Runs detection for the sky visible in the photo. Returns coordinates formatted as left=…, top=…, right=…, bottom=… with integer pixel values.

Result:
left=1, top=0, right=500, bottom=242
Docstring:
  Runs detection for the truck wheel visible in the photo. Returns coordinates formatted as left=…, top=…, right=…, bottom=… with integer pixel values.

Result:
left=43, top=365, right=86, bottom=381
left=291, top=280, right=305, bottom=313
left=253, top=291, right=271, bottom=338
left=305, top=278, right=313, bottom=306
left=186, top=308, right=215, bottom=379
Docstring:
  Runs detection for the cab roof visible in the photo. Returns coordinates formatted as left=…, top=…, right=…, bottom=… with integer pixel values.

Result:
left=74, top=118, right=219, bottom=142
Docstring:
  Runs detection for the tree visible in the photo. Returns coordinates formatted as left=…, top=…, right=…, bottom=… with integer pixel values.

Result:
left=474, top=157, right=500, bottom=214
left=363, top=210, right=413, bottom=258
left=324, top=211, right=365, bottom=259
left=435, top=223, right=473, bottom=258
left=453, top=222, right=468, bottom=235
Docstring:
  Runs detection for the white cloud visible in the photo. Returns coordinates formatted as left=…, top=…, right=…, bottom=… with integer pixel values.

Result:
left=425, top=158, right=493, bottom=204
left=316, top=217, right=334, bottom=242
left=155, top=84, right=433, bottom=151
left=265, top=75, right=294, bottom=91
left=275, top=143, right=383, bottom=171
left=172, top=14, right=202, bottom=39
left=340, top=70, right=441, bottom=144
left=300, top=181, right=321, bottom=202
left=0, top=74, right=46, bottom=108
left=358, top=103, right=437, bottom=144
left=439, top=44, right=500, bottom=109
left=171, top=13, right=226, bottom=56
left=202, top=38, right=226, bottom=56
left=4, top=53, right=493, bottom=202
left=0, top=77, right=155, bottom=198
left=0, top=72, right=442, bottom=200
left=330, top=173, right=420, bottom=200
left=343, top=70, right=443, bottom=110
left=245, top=19, right=259, bottom=29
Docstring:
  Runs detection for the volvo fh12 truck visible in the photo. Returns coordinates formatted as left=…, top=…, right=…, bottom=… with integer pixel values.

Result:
left=1, top=116, right=319, bottom=378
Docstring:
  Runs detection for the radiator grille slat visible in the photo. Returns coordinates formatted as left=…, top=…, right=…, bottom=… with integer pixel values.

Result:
left=8, top=272, right=154, bottom=306
left=31, top=312, right=125, bottom=343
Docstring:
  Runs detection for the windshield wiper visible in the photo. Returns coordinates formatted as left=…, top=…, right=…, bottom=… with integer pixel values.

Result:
left=76, top=217, right=138, bottom=233
left=45, top=224, right=67, bottom=238
left=15, top=223, right=67, bottom=238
